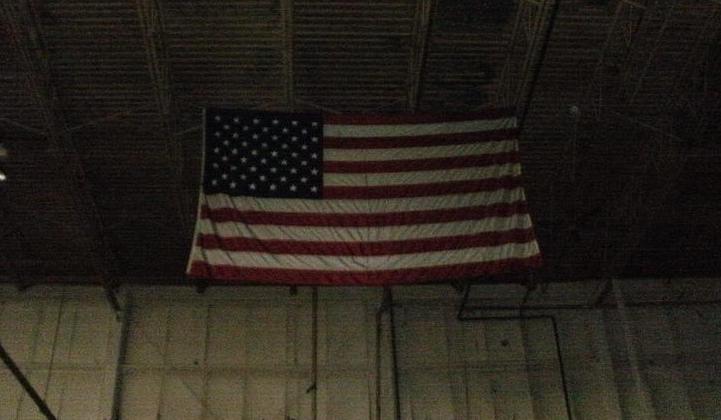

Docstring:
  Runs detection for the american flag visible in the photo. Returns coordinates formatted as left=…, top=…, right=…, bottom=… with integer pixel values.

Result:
left=187, top=108, right=541, bottom=285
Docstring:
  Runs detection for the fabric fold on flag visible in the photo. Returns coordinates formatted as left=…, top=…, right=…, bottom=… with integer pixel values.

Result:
left=187, top=108, right=541, bottom=285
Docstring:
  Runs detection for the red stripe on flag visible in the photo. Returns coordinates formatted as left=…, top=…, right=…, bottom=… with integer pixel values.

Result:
left=325, top=109, right=516, bottom=125
left=188, top=254, right=542, bottom=286
left=196, top=228, right=537, bottom=255
left=324, top=129, right=519, bottom=149
left=324, top=153, right=519, bottom=173
left=201, top=201, right=528, bottom=226
left=323, top=177, right=521, bottom=199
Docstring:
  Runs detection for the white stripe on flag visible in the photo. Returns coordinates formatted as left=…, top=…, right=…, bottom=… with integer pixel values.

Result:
left=193, top=240, right=539, bottom=270
left=324, top=118, right=517, bottom=138
left=197, top=214, right=533, bottom=242
left=325, top=163, right=521, bottom=186
left=325, top=139, right=516, bottom=162
left=203, top=187, right=527, bottom=214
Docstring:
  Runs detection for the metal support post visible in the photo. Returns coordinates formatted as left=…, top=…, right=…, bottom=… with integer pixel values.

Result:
left=384, top=287, right=402, bottom=420
left=100, top=290, right=130, bottom=420
left=309, top=287, right=319, bottom=420
left=374, top=304, right=384, bottom=420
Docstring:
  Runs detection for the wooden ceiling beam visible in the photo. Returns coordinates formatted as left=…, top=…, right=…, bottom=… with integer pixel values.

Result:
left=1, top=1, right=118, bottom=281
left=135, top=0, right=191, bottom=233
left=407, top=0, right=434, bottom=112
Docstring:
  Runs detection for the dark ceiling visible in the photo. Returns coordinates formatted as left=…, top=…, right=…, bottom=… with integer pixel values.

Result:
left=1, top=0, right=720, bottom=286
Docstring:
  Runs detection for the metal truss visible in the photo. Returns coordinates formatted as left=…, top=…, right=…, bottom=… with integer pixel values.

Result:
left=496, top=0, right=557, bottom=115
left=604, top=1, right=721, bottom=277
left=562, top=0, right=721, bottom=280
left=407, top=0, right=434, bottom=112
left=583, top=0, right=653, bottom=120
left=665, top=6, right=721, bottom=144
left=135, top=0, right=191, bottom=232
left=280, top=0, right=295, bottom=111
left=1, top=1, right=118, bottom=280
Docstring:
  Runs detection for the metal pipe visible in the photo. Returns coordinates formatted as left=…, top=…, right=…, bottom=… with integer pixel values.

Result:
left=310, top=286, right=319, bottom=420
left=456, top=281, right=721, bottom=313
left=0, top=340, right=58, bottom=420
left=110, top=295, right=131, bottom=420
left=375, top=308, right=383, bottom=420
left=548, top=315, right=573, bottom=420
left=385, top=287, right=402, bottom=420
left=458, top=299, right=721, bottom=312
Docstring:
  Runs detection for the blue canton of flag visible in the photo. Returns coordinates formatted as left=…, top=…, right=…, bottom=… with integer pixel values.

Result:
left=203, top=109, right=323, bottom=199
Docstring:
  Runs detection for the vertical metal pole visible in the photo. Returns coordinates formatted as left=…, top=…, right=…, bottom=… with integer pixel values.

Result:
left=612, top=279, right=656, bottom=419
left=103, top=291, right=130, bottom=420
left=311, top=287, right=319, bottom=420
left=375, top=308, right=383, bottom=420
left=385, top=287, right=402, bottom=420
left=548, top=316, right=574, bottom=420
left=0, top=340, right=57, bottom=420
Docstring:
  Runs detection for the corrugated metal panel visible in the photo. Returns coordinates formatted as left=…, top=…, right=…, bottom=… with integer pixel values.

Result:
left=0, top=289, right=122, bottom=419
left=2, top=282, right=721, bottom=419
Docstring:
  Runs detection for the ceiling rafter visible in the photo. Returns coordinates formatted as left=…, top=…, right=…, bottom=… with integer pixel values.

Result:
left=280, top=0, right=295, bottom=111
left=668, top=4, right=721, bottom=140
left=0, top=117, right=45, bottom=137
left=551, top=0, right=657, bottom=278
left=2, top=1, right=721, bottom=282
left=135, top=0, right=191, bottom=232
left=1, top=0, right=117, bottom=281
left=620, top=1, right=680, bottom=107
left=585, top=0, right=647, bottom=116
left=407, top=0, right=434, bottom=112
left=565, top=0, right=721, bottom=280
left=496, top=0, right=556, bottom=112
